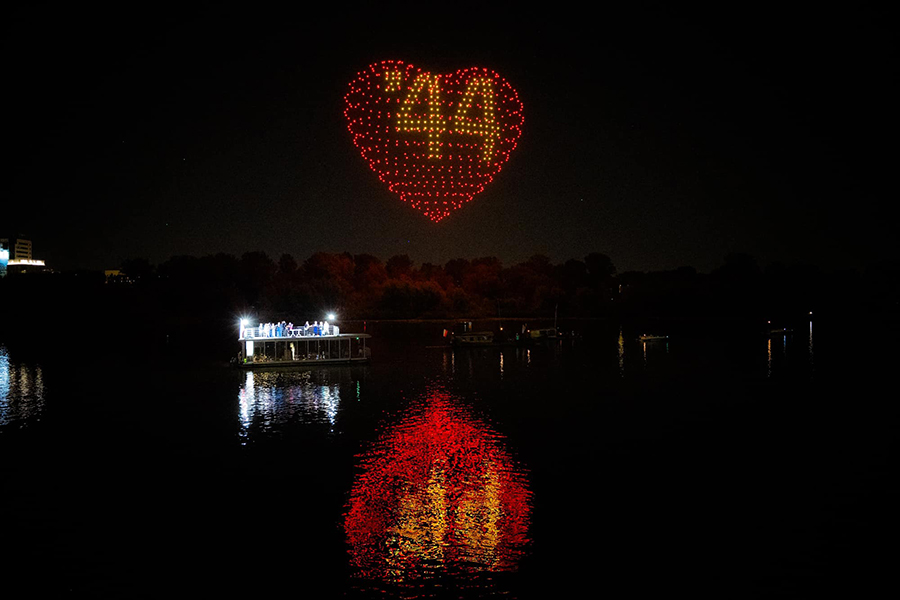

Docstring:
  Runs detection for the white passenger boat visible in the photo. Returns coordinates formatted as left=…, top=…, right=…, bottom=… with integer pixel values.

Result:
left=237, top=322, right=370, bottom=368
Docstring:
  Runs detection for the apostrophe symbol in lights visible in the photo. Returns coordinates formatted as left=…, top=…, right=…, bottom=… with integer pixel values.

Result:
left=343, top=390, right=532, bottom=591
left=343, top=60, right=525, bottom=222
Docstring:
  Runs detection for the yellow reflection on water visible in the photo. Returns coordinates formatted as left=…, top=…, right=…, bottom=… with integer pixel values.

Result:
left=455, top=462, right=503, bottom=568
left=618, top=328, right=625, bottom=377
left=345, top=390, right=532, bottom=591
left=386, top=464, right=450, bottom=577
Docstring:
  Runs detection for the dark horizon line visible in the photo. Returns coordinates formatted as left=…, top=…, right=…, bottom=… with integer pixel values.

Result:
left=20, top=249, right=900, bottom=278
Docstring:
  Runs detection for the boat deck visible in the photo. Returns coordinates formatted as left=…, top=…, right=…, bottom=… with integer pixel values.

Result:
left=238, top=332, right=371, bottom=368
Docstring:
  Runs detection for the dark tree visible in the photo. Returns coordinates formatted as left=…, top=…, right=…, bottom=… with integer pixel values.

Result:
left=585, top=252, right=616, bottom=280
left=238, top=251, right=277, bottom=306
left=120, top=257, right=155, bottom=281
left=278, top=254, right=298, bottom=278
left=386, top=254, right=414, bottom=279
left=443, top=258, right=471, bottom=286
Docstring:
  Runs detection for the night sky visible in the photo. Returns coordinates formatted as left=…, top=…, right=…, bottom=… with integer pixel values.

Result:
left=5, top=6, right=895, bottom=273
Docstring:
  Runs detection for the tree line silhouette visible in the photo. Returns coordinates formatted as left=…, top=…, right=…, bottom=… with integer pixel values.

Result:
left=1, top=251, right=897, bottom=344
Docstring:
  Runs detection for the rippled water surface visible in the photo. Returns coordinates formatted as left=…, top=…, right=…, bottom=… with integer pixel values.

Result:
left=345, top=389, right=532, bottom=596
left=0, top=346, right=45, bottom=428
left=1, top=317, right=896, bottom=597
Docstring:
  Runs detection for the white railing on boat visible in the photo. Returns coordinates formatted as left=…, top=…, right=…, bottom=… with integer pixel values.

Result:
left=240, top=326, right=343, bottom=340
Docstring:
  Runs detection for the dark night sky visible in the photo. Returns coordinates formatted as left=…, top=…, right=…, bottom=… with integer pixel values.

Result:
left=4, top=5, right=896, bottom=273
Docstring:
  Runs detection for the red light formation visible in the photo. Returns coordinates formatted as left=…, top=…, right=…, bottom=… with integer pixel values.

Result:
left=344, top=60, right=525, bottom=222
left=343, top=390, right=532, bottom=585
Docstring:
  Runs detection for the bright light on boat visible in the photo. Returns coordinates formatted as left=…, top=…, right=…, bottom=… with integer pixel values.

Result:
left=327, top=313, right=336, bottom=321
left=240, top=318, right=249, bottom=326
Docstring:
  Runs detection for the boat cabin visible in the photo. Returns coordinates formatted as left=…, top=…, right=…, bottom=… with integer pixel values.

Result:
left=238, top=323, right=370, bottom=368
left=448, top=321, right=495, bottom=346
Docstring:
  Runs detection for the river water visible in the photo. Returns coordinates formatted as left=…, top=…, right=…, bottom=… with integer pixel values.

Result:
left=1, top=318, right=895, bottom=597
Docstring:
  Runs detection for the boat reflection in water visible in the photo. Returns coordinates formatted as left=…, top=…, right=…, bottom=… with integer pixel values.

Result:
left=344, top=389, right=532, bottom=596
left=0, top=345, right=46, bottom=429
left=237, top=368, right=360, bottom=443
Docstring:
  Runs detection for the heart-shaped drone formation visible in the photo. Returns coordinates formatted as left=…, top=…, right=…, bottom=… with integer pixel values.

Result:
left=344, top=60, right=524, bottom=222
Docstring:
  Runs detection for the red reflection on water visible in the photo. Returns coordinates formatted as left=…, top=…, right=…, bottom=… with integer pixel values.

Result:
left=344, top=391, right=531, bottom=585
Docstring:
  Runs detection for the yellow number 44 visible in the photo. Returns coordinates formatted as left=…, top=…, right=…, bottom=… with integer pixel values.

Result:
left=395, top=73, right=446, bottom=159
left=451, top=77, right=498, bottom=162
left=394, top=73, right=497, bottom=162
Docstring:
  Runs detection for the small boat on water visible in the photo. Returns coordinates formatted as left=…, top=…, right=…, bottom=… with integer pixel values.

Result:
left=451, top=331, right=495, bottom=346
left=525, top=327, right=557, bottom=340
left=236, top=320, right=370, bottom=368
left=639, top=334, right=668, bottom=342
left=515, top=327, right=558, bottom=345
left=767, top=328, right=793, bottom=336
left=441, top=322, right=568, bottom=348
left=447, top=322, right=495, bottom=346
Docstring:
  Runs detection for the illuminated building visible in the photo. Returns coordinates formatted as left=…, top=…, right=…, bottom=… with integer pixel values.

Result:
left=3, top=235, right=47, bottom=274
left=13, top=238, right=33, bottom=261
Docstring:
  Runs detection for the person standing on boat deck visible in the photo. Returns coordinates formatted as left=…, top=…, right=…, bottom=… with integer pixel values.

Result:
left=323, top=321, right=329, bottom=336
left=305, top=321, right=310, bottom=336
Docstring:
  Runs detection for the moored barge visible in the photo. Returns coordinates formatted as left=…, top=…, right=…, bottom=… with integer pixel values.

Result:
left=237, top=322, right=370, bottom=368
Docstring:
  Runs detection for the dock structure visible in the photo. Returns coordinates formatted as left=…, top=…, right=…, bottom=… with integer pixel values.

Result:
left=238, top=324, right=370, bottom=368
